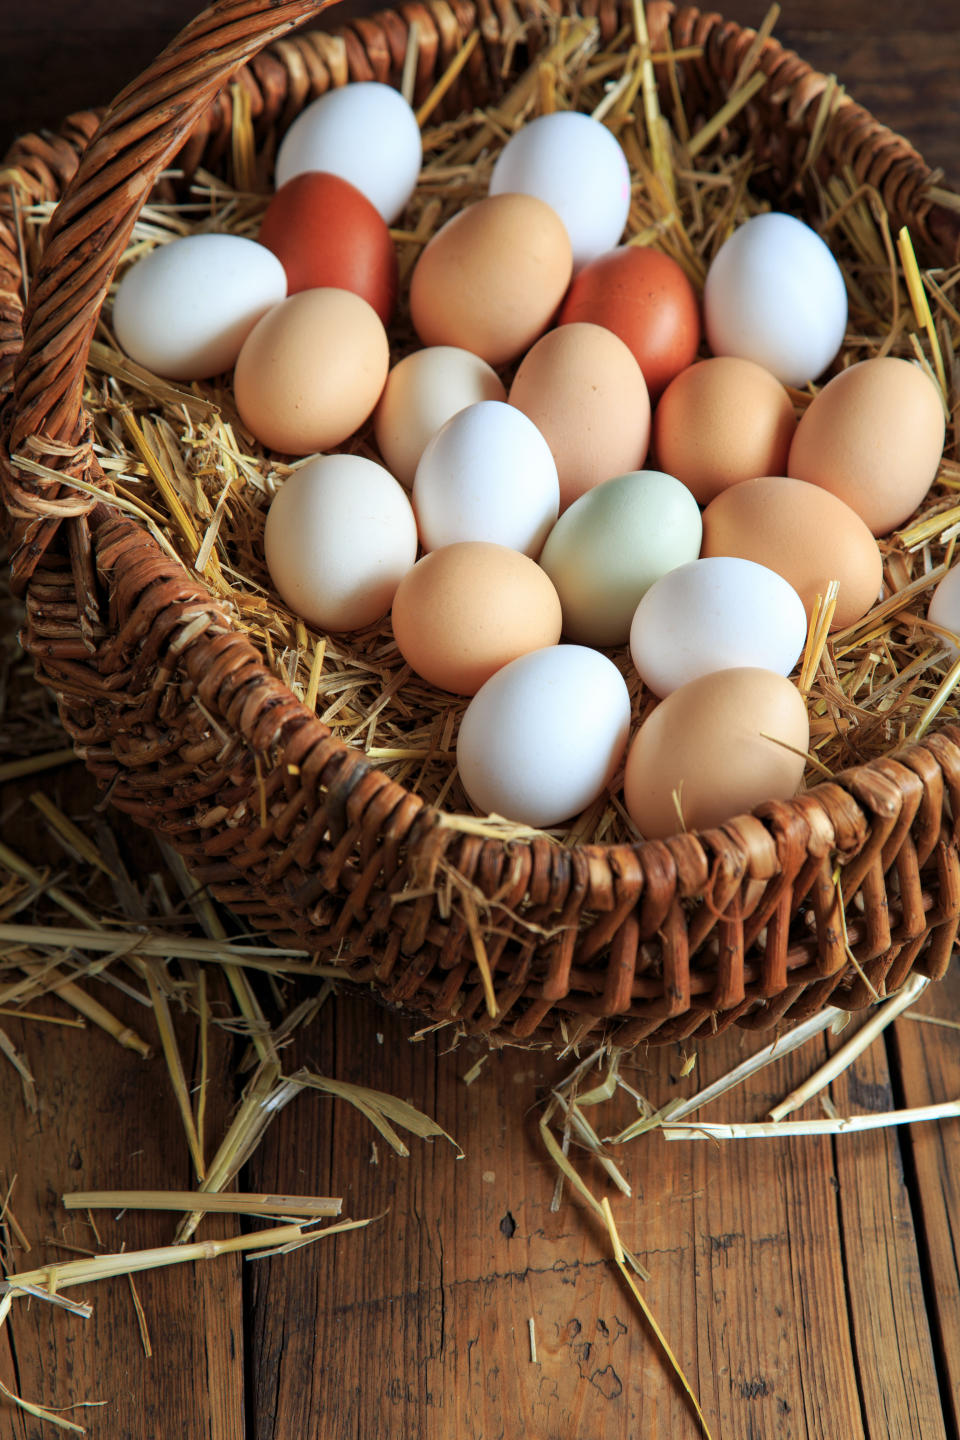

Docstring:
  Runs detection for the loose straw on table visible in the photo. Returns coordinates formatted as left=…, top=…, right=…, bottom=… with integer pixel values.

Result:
left=664, top=1098, right=960, bottom=1140
left=63, top=1190, right=343, bottom=1218
left=768, top=971, right=928, bottom=1121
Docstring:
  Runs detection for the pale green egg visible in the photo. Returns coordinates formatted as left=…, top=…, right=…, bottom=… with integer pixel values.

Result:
left=538, top=469, right=702, bottom=647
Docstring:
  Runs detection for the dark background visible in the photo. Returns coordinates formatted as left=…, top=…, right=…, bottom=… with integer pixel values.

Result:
left=2, top=0, right=959, bottom=185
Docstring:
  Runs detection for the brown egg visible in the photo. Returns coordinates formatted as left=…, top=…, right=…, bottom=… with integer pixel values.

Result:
left=391, top=542, right=563, bottom=695
left=409, top=194, right=573, bottom=367
left=700, top=475, right=883, bottom=629
left=623, top=667, right=809, bottom=839
left=509, top=323, right=651, bottom=511
left=788, top=356, right=946, bottom=536
left=234, top=288, right=389, bottom=455
left=652, top=357, right=797, bottom=504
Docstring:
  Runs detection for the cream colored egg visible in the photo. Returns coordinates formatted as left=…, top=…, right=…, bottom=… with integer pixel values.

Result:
left=373, top=347, right=506, bottom=488
left=509, top=323, right=651, bottom=511
left=623, top=667, right=809, bottom=838
left=264, top=454, right=417, bottom=631
left=234, top=287, right=389, bottom=455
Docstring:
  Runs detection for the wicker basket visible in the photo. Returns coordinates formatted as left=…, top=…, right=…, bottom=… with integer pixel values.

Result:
left=1, top=0, right=959, bottom=1051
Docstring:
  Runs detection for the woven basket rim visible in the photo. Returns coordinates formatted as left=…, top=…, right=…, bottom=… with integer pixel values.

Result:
left=2, top=0, right=959, bottom=1050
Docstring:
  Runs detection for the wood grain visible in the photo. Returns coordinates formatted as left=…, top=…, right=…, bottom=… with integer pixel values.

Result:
left=1, top=2, right=959, bottom=1437
left=827, top=1024, right=948, bottom=1440
left=244, top=992, right=956, bottom=1439
left=889, top=963, right=960, bottom=1435
left=0, top=970, right=245, bottom=1440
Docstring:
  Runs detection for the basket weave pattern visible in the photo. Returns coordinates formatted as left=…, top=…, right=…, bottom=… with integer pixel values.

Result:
left=2, top=0, right=960, bottom=1048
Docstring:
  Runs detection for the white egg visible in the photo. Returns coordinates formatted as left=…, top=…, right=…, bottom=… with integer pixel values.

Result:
left=630, top=557, right=809, bottom=696
left=538, top=470, right=702, bottom=646
left=112, top=233, right=286, bottom=380
left=703, top=212, right=848, bottom=386
left=413, top=401, right=559, bottom=556
left=373, top=347, right=507, bottom=488
left=275, top=83, right=422, bottom=224
left=456, top=645, right=631, bottom=828
left=488, top=111, right=631, bottom=269
left=264, top=455, right=417, bottom=632
left=928, top=564, right=960, bottom=654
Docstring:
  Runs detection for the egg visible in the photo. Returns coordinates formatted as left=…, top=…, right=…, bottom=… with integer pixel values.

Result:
left=558, top=245, right=701, bottom=399
left=538, top=470, right=702, bottom=646
left=488, top=111, right=631, bottom=268
left=373, top=347, right=507, bottom=488
left=456, top=645, right=632, bottom=828
left=391, top=543, right=563, bottom=695
left=274, top=82, right=422, bottom=224
left=409, top=194, right=573, bottom=366
left=623, top=667, right=809, bottom=838
left=652, top=357, right=798, bottom=504
left=233, top=288, right=389, bottom=455
left=257, top=171, right=398, bottom=323
left=413, top=401, right=559, bottom=556
left=509, top=323, right=651, bottom=511
left=264, top=455, right=417, bottom=631
left=928, top=566, right=960, bottom=653
left=700, top=475, right=883, bottom=629
left=629, top=557, right=808, bottom=696
left=703, top=212, right=848, bottom=386
left=787, top=356, right=946, bottom=536
left=112, top=233, right=287, bottom=380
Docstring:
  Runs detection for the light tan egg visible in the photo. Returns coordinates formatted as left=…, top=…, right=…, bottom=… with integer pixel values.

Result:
left=509, top=323, right=651, bottom=511
left=234, top=287, right=389, bottom=455
left=788, top=356, right=946, bottom=536
left=391, top=542, right=562, bottom=695
left=373, top=347, right=506, bottom=488
left=623, top=667, right=809, bottom=839
left=409, top=194, right=573, bottom=366
left=700, top=475, right=883, bottom=629
left=652, top=356, right=797, bottom=504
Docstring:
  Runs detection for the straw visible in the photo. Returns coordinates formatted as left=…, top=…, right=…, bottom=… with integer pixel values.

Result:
left=2, top=7, right=959, bottom=1425
left=63, top=1190, right=343, bottom=1218
left=663, top=1099, right=960, bottom=1140
left=767, top=972, right=929, bottom=1121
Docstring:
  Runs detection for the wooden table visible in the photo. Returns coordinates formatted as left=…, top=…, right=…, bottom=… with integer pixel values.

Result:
left=1, top=3, right=959, bottom=1437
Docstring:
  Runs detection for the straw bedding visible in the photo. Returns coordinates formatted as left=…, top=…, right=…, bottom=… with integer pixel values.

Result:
left=1, top=0, right=959, bottom=1051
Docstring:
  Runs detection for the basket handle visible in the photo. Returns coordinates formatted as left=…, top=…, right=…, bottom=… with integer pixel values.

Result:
left=4, top=0, right=335, bottom=586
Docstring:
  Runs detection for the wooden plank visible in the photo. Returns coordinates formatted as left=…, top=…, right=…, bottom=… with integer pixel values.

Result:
left=826, top=1020, right=949, bottom=1440
left=679, top=1035, right=865, bottom=1440
left=0, top=982, right=245, bottom=1440
left=889, top=961, right=960, bottom=1434
left=245, top=993, right=893, bottom=1439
